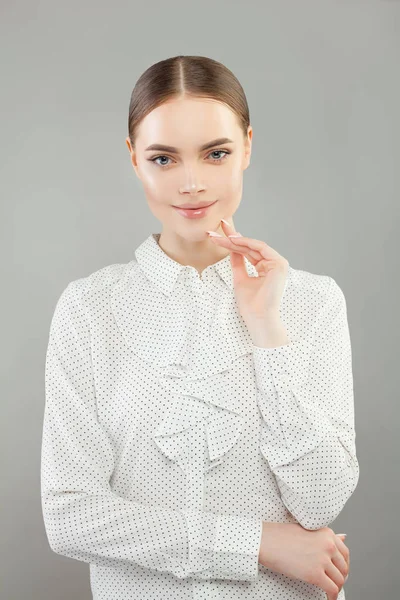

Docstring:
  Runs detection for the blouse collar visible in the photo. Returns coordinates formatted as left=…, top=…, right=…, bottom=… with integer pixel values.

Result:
left=134, top=232, right=257, bottom=296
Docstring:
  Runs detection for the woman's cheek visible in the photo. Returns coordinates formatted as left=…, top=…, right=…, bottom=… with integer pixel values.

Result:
left=140, top=168, right=163, bottom=194
left=218, top=169, right=243, bottom=204
left=229, top=163, right=245, bottom=191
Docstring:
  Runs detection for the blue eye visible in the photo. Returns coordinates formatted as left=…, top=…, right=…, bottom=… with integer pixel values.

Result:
left=149, top=149, right=231, bottom=168
left=208, top=150, right=230, bottom=162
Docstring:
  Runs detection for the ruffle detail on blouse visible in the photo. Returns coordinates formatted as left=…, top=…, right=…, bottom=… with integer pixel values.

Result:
left=110, top=258, right=261, bottom=475
left=110, top=253, right=293, bottom=476
left=110, top=261, right=257, bottom=379
left=153, top=365, right=246, bottom=473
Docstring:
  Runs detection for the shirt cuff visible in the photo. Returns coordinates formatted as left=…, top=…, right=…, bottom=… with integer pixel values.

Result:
left=212, top=514, right=263, bottom=581
left=252, top=338, right=312, bottom=395
left=188, top=512, right=263, bottom=581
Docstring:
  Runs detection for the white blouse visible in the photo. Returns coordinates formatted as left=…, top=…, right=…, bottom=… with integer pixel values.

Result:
left=41, top=232, right=359, bottom=600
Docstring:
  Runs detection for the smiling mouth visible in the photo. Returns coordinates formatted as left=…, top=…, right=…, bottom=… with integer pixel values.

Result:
left=173, top=201, right=216, bottom=210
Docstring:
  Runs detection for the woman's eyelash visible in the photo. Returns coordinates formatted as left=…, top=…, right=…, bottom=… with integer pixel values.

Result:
left=149, top=149, right=231, bottom=168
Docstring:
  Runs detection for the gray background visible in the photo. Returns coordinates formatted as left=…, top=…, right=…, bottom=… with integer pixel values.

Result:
left=1, top=1, right=399, bottom=598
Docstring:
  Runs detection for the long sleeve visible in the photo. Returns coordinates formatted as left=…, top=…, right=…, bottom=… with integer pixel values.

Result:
left=252, top=276, right=360, bottom=530
left=40, top=281, right=263, bottom=581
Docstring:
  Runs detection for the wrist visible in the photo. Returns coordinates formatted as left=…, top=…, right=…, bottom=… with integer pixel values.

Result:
left=247, top=315, right=290, bottom=348
left=258, top=521, right=276, bottom=566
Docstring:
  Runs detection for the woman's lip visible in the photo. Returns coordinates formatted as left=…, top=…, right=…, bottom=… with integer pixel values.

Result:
left=172, top=200, right=217, bottom=219
left=173, top=201, right=216, bottom=210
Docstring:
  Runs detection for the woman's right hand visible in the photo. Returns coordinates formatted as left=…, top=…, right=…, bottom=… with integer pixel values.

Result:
left=258, top=522, right=350, bottom=600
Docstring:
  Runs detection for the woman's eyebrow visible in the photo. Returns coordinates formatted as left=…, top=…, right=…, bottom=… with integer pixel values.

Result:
left=144, top=137, right=235, bottom=153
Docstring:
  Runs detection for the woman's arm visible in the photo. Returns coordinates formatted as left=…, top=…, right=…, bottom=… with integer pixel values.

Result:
left=250, top=276, right=360, bottom=530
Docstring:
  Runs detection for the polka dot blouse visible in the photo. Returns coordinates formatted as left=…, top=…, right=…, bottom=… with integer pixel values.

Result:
left=41, top=232, right=359, bottom=600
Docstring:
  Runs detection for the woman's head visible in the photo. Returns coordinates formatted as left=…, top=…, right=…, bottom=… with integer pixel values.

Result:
left=126, top=55, right=252, bottom=242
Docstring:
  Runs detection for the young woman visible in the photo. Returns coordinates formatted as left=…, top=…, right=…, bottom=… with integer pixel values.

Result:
left=41, top=55, right=358, bottom=600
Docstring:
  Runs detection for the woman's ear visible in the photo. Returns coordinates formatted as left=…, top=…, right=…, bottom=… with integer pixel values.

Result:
left=125, top=137, right=141, bottom=180
left=243, top=126, right=253, bottom=170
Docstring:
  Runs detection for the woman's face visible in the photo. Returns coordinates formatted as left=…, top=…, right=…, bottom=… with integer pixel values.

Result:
left=125, top=96, right=252, bottom=241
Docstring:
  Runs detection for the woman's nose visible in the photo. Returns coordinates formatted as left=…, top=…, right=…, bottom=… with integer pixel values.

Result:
left=179, top=180, right=205, bottom=195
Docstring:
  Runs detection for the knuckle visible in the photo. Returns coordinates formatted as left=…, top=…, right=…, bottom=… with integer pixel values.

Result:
left=326, top=541, right=337, bottom=554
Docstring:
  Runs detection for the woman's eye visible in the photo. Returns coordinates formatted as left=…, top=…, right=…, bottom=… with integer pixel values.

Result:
left=208, top=150, right=229, bottom=162
left=151, top=155, right=171, bottom=167
left=149, top=150, right=230, bottom=168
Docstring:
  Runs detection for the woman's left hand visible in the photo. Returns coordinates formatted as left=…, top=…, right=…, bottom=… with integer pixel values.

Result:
left=207, top=219, right=289, bottom=323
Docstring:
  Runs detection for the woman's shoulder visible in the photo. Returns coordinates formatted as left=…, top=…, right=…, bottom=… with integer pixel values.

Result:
left=58, top=260, right=136, bottom=312
left=71, top=261, right=129, bottom=291
left=287, top=264, right=337, bottom=297
left=287, top=265, right=346, bottom=321
left=284, top=265, right=347, bottom=340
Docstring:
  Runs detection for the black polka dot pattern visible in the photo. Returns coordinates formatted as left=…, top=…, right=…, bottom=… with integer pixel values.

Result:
left=41, top=232, right=358, bottom=599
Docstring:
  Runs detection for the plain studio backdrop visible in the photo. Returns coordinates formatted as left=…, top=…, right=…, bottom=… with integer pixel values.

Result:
left=1, top=1, right=399, bottom=598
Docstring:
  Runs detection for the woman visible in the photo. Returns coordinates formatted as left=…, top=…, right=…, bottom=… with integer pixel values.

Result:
left=41, top=55, right=359, bottom=600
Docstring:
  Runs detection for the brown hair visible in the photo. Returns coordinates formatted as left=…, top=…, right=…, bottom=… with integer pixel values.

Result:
left=127, top=55, right=250, bottom=151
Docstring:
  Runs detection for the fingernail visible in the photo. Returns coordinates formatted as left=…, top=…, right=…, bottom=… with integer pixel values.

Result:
left=206, top=231, right=223, bottom=237
left=221, top=218, right=231, bottom=226
left=228, top=233, right=242, bottom=238
left=337, top=533, right=347, bottom=538
left=345, top=575, right=349, bottom=582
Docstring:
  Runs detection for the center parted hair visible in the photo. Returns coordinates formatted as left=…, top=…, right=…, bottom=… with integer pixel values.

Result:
left=127, top=55, right=250, bottom=151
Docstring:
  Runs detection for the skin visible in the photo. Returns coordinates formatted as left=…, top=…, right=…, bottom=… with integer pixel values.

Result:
left=125, top=95, right=252, bottom=274
left=125, top=95, right=350, bottom=598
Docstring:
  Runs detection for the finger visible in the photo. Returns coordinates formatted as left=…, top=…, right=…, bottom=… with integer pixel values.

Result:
left=209, top=234, right=261, bottom=262
left=335, top=536, right=349, bottom=567
left=218, top=218, right=241, bottom=244
left=226, top=234, right=282, bottom=261
left=334, top=536, right=350, bottom=581
left=219, top=220, right=267, bottom=263
left=212, top=220, right=261, bottom=276
left=219, top=221, right=260, bottom=281
left=324, top=561, right=345, bottom=598
left=331, top=548, right=348, bottom=581
left=220, top=218, right=237, bottom=236
left=230, top=248, right=258, bottom=270
left=318, top=571, right=341, bottom=600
